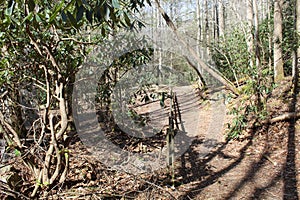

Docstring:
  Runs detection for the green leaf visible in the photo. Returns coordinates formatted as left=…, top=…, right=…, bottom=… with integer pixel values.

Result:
left=35, top=13, right=42, bottom=22
left=76, top=5, right=84, bottom=22
left=3, top=15, right=11, bottom=25
left=123, top=12, right=131, bottom=26
left=65, top=0, right=76, bottom=10
left=5, top=1, right=15, bottom=16
left=104, top=6, right=110, bottom=21
left=28, top=0, right=35, bottom=12
left=67, top=11, right=77, bottom=27
left=49, top=0, right=65, bottom=23
left=81, top=0, right=91, bottom=10
left=14, top=149, right=21, bottom=157
left=95, top=7, right=103, bottom=22
left=112, top=0, right=120, bottom=9
left=109, top=8, right=116, bottom=23
left=82, top=0, right=88, bottom=5
left=22, top=12, right=34, bottom=23
left=86, top=9, right=93, bottom=24
left=61, top=11, right=67, bottom=22
left=75, top=0, right=82, bottom=6
left=101, top=26, right=106, bottom=36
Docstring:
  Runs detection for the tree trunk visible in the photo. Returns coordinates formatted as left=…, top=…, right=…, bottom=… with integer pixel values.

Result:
left=267, top=0, right=272, bottom=70
left=297, top=0, right=300, bottom=68
left=154, top=0, right=239, bottom=95
left=210, top=1, right=215, bottom=46
left=253, top=0, right=260, bottom=69
left=253, top=0, right=263, bottom=110
left=204, top=0, right=209, bottom=55
left=246, top=0, right=254, bottom=68
left=196, top=0, right=202, bottom=73
left=293, top=0, right=300, bottom=83
left=218, top=0, right=225, bottom=38
left=273, top=0, right=284, bottom=83
left=156, top=0, right=163, bottom=83
left=213, top=0, right=218, bottom=40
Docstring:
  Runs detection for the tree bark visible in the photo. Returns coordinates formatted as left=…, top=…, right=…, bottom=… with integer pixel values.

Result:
left=273, top=0, right=284, bottom=83
left=292, top=0, right=298, bottom=80
left=213, top=0, right=218, bottom=40
left=292, top=0, right=300, bottom=83
left=246, top=0, right=254, bottom=68
left=253, top=0, right=264, bottom=110
left=297, top=0, right=300, bottom=66
left=196, top=0, right=201, bottom=52
left=204, top=0, right=209, bottom=55
left=218, top=0, right=225, bottom=38
left=156, top=0, right=163, bottom=82
left=267, top=0, right=272, bottom=70
left=253, top=0, right=261, bottom=70
left=263, top=112, right=300, bottom=124
left=196, top=0, right=202, bottom=74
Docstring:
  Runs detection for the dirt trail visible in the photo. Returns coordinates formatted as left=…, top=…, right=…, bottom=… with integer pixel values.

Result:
left=172, top=85, right=226, bottom=157
left=138, top=84, right=300, bottom=200
left=134, top=85, right=226, bottom=160
left=57, top=82, right=300, bottom=199
left=2, top=81, right=299, bottom=199
left=167, top=84, right=300, bottom=200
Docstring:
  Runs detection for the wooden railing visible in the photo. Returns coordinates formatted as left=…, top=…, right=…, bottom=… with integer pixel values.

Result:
left=165, top=90, right=181, bottom=186
left=166, top=90, right=180, bottom=163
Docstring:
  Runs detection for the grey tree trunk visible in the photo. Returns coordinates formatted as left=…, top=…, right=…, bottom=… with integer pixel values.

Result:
left=292, top=0, right=300, bottom=80
left=156, top=0, right=163, bottom=82
left=253, top=0, right=261, bottom=69
left=267, top=0, right=272, bottom=70
left=196, top=0, right=202, bottom=73
left=204, top=0, right=209, bottom=55
left=218, top=0, right=225, bottom=38
left=246, top=0, right=254, bottom=69
left=213, top=0, right=218, bottom=40
left=273, top=0, right=284, bottom=83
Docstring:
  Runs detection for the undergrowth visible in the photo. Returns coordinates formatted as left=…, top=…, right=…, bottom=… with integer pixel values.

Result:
left=226, top=80, right=273, bottom=140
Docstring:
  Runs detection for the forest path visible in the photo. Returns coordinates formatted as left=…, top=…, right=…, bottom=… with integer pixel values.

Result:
left=170, top=81, right=300, bottom=200
left=65, top=81, right=300, bottom=200
left=134, top=84, right=226, bottom=159
left=171, top=85, right=226, bottom=156
left=136, top=83, right=300, bottom=200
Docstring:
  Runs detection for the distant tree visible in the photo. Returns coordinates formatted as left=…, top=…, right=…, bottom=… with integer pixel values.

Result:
left=218, top=0, right=225, bottom=38
left=246, top=0, right=254, bottom=68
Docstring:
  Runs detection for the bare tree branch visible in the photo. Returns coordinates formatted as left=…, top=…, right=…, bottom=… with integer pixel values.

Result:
left=0, top=112, right=22, bottom=148
left=154, top=0, right=239, bottom=95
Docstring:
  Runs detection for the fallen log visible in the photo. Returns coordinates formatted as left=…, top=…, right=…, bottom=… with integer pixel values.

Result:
left=262, top=112, right=300, bottom=124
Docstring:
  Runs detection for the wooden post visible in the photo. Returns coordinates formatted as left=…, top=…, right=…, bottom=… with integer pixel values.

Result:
left=167, top=90, right=174, bottom=166
left=167, top=116, right=173, bottom=166
left=166, top=90, right=175, bottom=187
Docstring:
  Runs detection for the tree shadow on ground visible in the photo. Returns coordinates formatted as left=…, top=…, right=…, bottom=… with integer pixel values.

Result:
left=177, top=131, right=255, bottom=199
left=68, top=84, right=298, bottom=200
left=176, top=118, right=298, bottom=200
left=175, top=83, right=299, bottom=199
left=282, top=74, right=299, bottom=200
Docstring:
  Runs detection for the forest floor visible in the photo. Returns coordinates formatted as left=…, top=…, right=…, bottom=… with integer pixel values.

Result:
left=2, top=79, right=300, bottom=199
left=59, top=78, right=299, bottom=200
